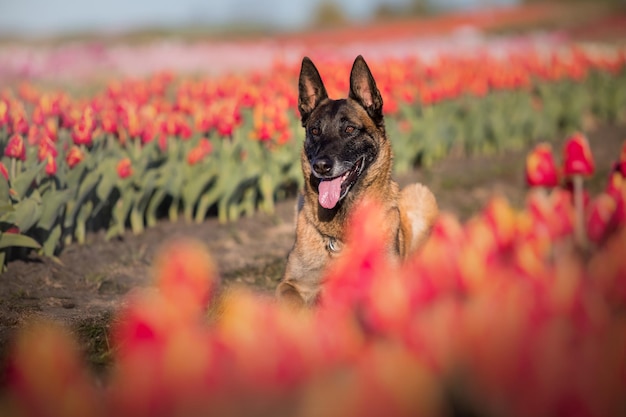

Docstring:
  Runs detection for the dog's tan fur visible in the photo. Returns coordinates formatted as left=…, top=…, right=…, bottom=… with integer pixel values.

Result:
left=276, top=55, right=438, bottom=307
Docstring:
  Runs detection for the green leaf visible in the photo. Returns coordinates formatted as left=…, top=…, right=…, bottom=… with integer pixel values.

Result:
left=130, top=207, right=144, bottom=235
left=0, top=175, right=9, bottom=203
left=182, top=168, right=216, bottom=222
left=41, top=223, right=62, bottom=257
left=111, top=188, right=138, bottom=237
left=0, top=233, right=41, bottom=250
left=64, top=170, right=101, bottom=228
left=0, top=203, right=14, bottom=218
left=74, top=200, right=93, bottom=244
left=13, top=197, right=42, bottom=233
left=37, top=189, right=74, bottom=231
left=95, top=160, right=117, bottom=202
left=164, top=164, right=184, bottom=198
left=146, top=188, right=167, bottom=228
left=12, top=160, right=45, bottom=199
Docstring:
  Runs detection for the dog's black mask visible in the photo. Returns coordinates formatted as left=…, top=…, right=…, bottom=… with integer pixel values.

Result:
left=297, top=55, right=384, bottom=209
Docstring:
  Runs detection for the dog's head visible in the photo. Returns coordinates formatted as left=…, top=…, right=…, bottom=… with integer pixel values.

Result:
left=298, top=55, right=385, bottom=210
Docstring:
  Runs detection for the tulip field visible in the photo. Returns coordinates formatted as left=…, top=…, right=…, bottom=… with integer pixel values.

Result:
left=1, top=39, right=625, bottom=264
left=1, top=4, right=626, bottom=417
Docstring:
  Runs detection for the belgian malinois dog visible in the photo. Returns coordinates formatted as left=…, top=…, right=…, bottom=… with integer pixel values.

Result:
left=276, top=55, right=438, bottom=307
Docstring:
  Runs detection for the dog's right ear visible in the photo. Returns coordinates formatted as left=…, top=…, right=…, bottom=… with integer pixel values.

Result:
left=298, top=57, right=328, bottom=126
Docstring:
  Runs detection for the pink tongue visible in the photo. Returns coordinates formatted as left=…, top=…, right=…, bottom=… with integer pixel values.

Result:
left=318, top=177, right=343, bottom=209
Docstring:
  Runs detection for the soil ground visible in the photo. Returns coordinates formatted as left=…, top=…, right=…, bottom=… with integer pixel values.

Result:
left=0, top=123, right=625, bottom=373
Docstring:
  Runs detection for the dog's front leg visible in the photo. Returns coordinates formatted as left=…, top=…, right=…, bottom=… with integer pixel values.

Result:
left=276, top=253, right=324, bottom=308
left=276, top=213, right=329, bottom=308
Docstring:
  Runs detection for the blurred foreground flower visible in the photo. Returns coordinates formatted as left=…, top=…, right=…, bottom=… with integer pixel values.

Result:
left=2, top=136, right=626, bottom=417
left=3, top=320, right=103, bottom=417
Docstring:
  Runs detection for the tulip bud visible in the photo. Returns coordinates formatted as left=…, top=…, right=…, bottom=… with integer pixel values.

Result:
left=45, top=154, right=57, bottom=176
left=65, top=145, right=85, bottom=169
left=4, top=134, right=26, bottom=161
left=525, top=143, right=559, bottom=187
left=562, top=132, right=595, bottom=177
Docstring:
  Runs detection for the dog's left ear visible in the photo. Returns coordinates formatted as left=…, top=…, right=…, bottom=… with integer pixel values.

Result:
left=298, top=57, right=328, bottom=126
left=349, top=55, right=384, bottom=126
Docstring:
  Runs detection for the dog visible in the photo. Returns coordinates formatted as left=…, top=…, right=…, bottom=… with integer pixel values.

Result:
left=276, top=55, right=438, bottom=307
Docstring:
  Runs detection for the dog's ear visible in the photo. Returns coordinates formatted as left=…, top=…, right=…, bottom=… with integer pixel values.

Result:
left=298, top=57, right=328, bottom=126
left=349, top=55, right=383, bottom=126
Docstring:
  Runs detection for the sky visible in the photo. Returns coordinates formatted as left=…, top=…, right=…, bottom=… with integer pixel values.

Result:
left=0, top=0, right=519, bottom=37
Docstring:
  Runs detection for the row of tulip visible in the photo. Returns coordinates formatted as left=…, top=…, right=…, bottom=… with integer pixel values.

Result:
left=0, top=42, right=625, bottom=265
left=2, top=136, right=625, bottom=417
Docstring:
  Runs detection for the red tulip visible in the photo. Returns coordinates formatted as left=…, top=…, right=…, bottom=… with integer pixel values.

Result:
left=11, top=113, right=29, bottom=135
left=586, top=192, right=617, bottom=244
left=562, top=132, right=594, bottom=177
left=525, top=143, right=559, bottom=187
left=37, top=135, right=57, bottom=162
left=71, top=119, right=94, bottom=146
left=482, top=196, right=517, bottom=251
left=44, top=117, right=58, bottom=141
left=116, top=158, right=133, bottom=179
left=45, top=154, right=57, bottom=176
left=100, top=110, right=118, bottom=135
left=65, top=146, right=85, bottom=169
left=186, top=139, right=212, bottom=166
left=4, top=134, right=26, bottom=160
left=563, top=132, right=595, bottom=248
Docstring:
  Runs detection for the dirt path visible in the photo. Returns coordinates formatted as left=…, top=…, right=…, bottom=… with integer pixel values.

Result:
left=0, top=124, right=624, bottom=371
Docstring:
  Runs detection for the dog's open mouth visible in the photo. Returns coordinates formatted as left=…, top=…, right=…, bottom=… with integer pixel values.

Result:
left=318, top=156, right=365, bottom=209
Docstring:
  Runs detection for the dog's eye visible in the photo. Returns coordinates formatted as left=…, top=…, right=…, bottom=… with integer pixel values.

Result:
left=327, top=238, right=342, bottom=253
left=310, top=127, right=320, bottom=136
left=345, top=126, right=356, bottom=134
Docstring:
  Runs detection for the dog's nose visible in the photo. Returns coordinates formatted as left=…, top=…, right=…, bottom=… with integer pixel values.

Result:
left=312, top=157, right=333, bottom=176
